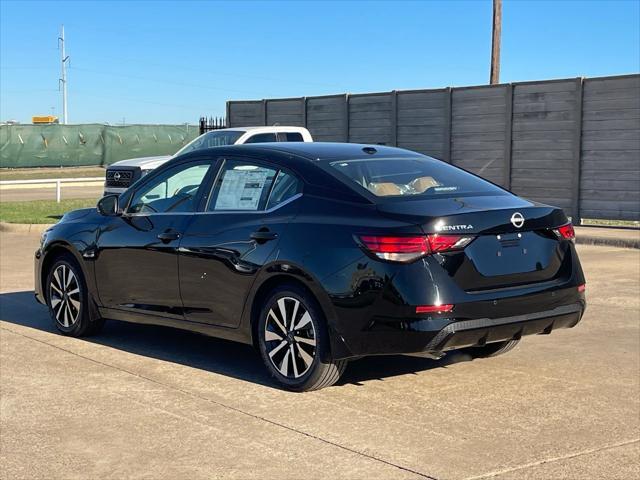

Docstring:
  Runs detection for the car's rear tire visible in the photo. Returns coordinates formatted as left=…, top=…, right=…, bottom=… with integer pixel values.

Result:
left=462, top=339, right=520, bottom=358
left=257, top=284, right=346, bottom=392
left=46, top=253, right=104, bottom=337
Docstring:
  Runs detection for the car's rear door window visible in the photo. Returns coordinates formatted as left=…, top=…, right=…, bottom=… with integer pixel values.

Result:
left=328, top=157, right=506, bottom=199
left=207, top=160, right=301, bottom=211
left=265, top=171, right=301, bottom=209
left=208, top=160, right=277, bottom=211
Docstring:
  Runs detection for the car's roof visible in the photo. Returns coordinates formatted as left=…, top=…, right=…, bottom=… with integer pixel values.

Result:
left=219, top=142, right=424, bottom=162
left=220, top=126, right=310, bottom=133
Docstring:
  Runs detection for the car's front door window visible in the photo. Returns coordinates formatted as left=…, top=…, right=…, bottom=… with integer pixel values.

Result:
left=128, top=162, right=211, bottom=214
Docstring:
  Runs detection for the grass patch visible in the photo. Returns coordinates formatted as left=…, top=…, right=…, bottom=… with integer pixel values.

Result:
left=0, top=166, right=105, bottom=181
left=581, top=218, right=640, bottom=228
left=0, top=199, right=97, bottom=224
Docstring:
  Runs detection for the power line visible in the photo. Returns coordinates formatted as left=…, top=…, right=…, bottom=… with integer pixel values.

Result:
left=0, top=66, right=57, bottom=70
left=1, top=89, right=58, bottom=93
left=87, top=53, right=347, bottom=90
left=69, top=66, right=280, bottom=97
left=72, top=91, right=222, bottom=112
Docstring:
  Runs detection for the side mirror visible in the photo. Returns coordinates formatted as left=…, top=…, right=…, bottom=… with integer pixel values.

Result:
left=97, top=194, right=120, bottom=216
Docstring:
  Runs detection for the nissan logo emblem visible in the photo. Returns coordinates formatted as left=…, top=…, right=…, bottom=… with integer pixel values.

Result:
left=511, top=212, right=525, bottom=228
left=113, top=172, right=121, bottom=182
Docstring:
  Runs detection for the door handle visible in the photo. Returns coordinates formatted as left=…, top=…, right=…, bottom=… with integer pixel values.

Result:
left=157, top=230, right=181, bottom=243
left=250, top=230, right=278, bottom=242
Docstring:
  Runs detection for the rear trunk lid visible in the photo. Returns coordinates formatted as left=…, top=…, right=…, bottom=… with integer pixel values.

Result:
left=377, top=194, right=571, bottom=291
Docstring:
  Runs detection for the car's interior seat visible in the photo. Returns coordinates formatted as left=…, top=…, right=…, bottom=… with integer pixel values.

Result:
left=410, top=176, right=440, bottom=193
left=367, top=182, right=403, bottom=196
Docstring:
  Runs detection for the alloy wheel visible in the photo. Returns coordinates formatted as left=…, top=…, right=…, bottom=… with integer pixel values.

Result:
left=264, top=296, right=317, bottom=379
left=49, top=264, right=81, bottom=328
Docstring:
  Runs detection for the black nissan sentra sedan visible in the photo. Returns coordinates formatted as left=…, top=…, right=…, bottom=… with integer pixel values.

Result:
left=35, top=143, right=586, bottom=391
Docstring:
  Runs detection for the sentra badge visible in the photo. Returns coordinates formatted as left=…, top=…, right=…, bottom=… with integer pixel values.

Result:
left=435, top=223, right=474, bottom=232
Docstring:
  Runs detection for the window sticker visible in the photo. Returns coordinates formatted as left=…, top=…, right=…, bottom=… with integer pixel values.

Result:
left=215, top=167, right=272, bottom=210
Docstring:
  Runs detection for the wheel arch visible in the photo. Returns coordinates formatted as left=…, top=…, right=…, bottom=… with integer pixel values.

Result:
left=247, top=274, right=319, bottom=346
left=40, top=242, right=101, bottom=323
left=40, top=242, right=84, bottom=302
left=243, top=265, right=352, bottom=360
left=40, top=239, right=105, bottom=335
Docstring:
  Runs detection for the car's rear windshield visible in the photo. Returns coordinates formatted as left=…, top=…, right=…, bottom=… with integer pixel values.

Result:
left=328, top=156, right=506, bottom=199
left=175, top=130, right=244, bottom=156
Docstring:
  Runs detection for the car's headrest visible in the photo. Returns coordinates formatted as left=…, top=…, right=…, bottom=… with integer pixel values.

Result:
left=410, top=176, right=440, bottom=193
left=368, top=182, right=403, bottom=196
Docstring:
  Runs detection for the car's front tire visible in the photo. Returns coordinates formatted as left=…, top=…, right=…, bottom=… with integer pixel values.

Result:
left=257, top=285, right=346, bottom=391
left=46, top=253, right=104, bottom=337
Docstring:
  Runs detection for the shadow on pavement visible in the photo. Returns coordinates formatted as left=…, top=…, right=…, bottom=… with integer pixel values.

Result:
left=0, top=290, right=473, bottom=389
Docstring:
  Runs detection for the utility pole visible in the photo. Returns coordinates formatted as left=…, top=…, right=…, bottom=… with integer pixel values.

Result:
left=58, top=25, right=70, bottom=124
left=490, top=0, right=502, bottom=84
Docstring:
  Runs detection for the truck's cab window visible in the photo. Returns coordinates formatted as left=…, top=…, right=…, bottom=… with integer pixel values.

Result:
left=245, top=133, right=277, bottom=143
left=280, top=132, right=304, bottom=142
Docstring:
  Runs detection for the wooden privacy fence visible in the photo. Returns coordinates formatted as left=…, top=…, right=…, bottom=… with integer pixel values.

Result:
left=227, top=74, right=640, bottom=222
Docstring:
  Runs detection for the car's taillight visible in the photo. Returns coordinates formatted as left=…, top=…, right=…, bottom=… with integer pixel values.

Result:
left=553, top=223, right=576, bottom=242
left=358, top=236, right=428, bottom=262
left=416, top=304, right=454, bottom=314
left=358, top=234, right=474, bottom=262
left=428, top=234, right=475, bottom=253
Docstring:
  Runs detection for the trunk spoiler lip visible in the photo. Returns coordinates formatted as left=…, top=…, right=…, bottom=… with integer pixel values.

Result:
left=376, top=202, right=568, bottom=236
left=432, top=206, right=567, bottom=235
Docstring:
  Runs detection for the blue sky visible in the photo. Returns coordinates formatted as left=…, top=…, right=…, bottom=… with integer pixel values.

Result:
left=1, top=0, right=638, bottom=124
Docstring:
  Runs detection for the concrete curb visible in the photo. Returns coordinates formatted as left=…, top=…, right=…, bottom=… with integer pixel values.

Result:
left=575, top=234, right=639, bottom=249
left=0, top=222, right=55, bottom=234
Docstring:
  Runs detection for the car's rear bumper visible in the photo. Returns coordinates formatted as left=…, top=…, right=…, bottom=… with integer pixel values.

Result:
left=331, top=301, right=585, bottom=359
left=424, top=302, right=582, bottom=352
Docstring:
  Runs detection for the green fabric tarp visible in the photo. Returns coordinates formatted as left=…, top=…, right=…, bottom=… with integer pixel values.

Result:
left=0, top=124, right=199, bottom=168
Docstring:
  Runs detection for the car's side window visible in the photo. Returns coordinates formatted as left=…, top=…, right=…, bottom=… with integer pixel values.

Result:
left=244, top=133, right=277, bottom=144
left=208, top=160, right=278, bottom=211
left=128, top=162, right=211, bottom=214
left=280, top=132, right=304, bottom=142
left=265, top=170, right=301, bottom=210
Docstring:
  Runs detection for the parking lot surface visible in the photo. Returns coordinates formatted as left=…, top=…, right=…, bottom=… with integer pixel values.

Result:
left=1, top=231, right=638, bottom=479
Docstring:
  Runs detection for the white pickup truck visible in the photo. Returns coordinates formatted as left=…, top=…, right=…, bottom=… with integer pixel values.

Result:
left=104, top=126, right=313, bottom=196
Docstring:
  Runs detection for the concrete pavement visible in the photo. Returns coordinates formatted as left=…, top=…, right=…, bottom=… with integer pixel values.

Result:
left=0, top=231, right=638, bottom=479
